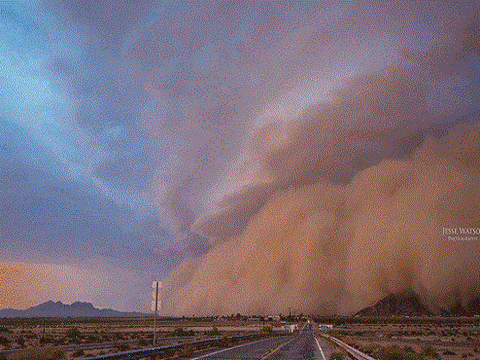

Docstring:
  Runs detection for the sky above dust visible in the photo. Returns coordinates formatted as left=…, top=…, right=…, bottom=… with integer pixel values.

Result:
left=1, top=1, right=479, bottom=314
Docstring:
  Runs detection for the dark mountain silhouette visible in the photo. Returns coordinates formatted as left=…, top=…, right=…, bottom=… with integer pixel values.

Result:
left=356, top=290, right=480, bottom=317
left=467, top=297, right=480, bottom=315
left=0, top=301, right=146, bottom=318
left=355, top=290, right=432, bottom=316
left=445, top=301, right=470, bottom=317
left=441, top=297, right=480, bottom=316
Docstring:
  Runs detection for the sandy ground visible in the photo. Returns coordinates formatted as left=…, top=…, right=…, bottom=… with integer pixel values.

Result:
left=329, top=321, right=480, bottom=360
left=0, top=318, right=281, bottom=358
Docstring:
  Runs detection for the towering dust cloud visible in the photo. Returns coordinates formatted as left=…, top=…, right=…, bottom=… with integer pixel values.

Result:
left=162, top=2, right=480, bottom=315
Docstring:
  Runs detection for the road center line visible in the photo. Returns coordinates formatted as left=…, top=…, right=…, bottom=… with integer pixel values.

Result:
left=259, top=336, right=297, bottom=360
left=315, top=336, right=327, bottom=360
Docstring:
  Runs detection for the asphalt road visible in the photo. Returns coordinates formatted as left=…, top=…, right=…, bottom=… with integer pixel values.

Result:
left=192, top=326, right=336, bottom=360
left=315, top=335, right=336, bottom=360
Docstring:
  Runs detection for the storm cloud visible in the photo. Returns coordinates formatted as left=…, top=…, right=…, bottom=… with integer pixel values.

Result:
left=162, top=1, right=480, bottom=315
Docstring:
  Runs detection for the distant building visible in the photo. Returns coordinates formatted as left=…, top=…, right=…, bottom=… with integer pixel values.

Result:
left=318, top=324, right=333, bottom=331
left=283, top=324, right=298, bottom=333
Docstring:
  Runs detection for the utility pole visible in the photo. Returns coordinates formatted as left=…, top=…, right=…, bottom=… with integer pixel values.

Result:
left=154, top=282, right=158, bottom=346
left=41, top=317, right=46, bottom=345
left=151, top=281, right=162, bottom=347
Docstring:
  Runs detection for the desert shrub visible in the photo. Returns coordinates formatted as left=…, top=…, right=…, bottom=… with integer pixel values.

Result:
left=101, top=335, right=112, bottom=342
left=181, top=343, right=194, bottom=357
left=0, top=336, right=10, bottom=346
left=364, top=345, right=380, bottom=356
left=260, top=325, right=273, bottom=334
left=117, top=344, right=130, bottom=352
left=206, top=327, right=220, bottom=336
left=0, top=327, right=10, bottom=333
left=12, top=347, right=66, bottom=360
left=173, top=328, right=185, bottom=336
left=374, top=346, right=423, bottom=360
left=40, top=336, right=53, bottom=345
left=443, top=350, right=456, bottom=355
left=72, top=349, right=84, bottom=357
left=55, top=337, right=67, bottom=345
left=421, top=345, right=439, bottom=359
left=220, top=334, right=230, bottom=348
left=138, top=338, right=149, bottom=346
left=65, top=327, right=81, bottom=339
left=16, top=336, right=25, bottom=346
left=329, top=352, right=345, bottom=360
left=173, top=328, right=195, bottom=337
left=113, top=332, right=124, bottom=341
left=86, top=334, right=99, bottom=343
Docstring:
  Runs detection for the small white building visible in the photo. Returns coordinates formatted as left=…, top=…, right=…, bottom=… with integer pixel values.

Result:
left=283, top=324, right=298, bottom=333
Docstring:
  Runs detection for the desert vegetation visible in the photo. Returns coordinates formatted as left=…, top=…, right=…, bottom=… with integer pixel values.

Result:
left=0, top=316, right=282, bottom=358
left=326, top=317, right=480, bottom=360
left=12, top=347, right=66, bottom=360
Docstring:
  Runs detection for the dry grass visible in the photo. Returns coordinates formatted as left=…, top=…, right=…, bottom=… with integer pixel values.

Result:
left=12, top=346, right=66, bottom=360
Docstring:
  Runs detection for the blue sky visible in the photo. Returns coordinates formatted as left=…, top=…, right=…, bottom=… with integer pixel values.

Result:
left=0, top=1, right=181, bottom=309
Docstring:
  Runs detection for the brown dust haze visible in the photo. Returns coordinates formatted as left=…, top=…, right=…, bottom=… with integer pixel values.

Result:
left=161, top=2, right=480, bottom=316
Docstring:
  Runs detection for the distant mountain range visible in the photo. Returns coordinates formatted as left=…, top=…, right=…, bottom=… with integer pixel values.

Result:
left=356, top=290, right=480, bottom=317
left=0, top=301, right=147, bottom=318
left=4, top=294, right=478, bottom=318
